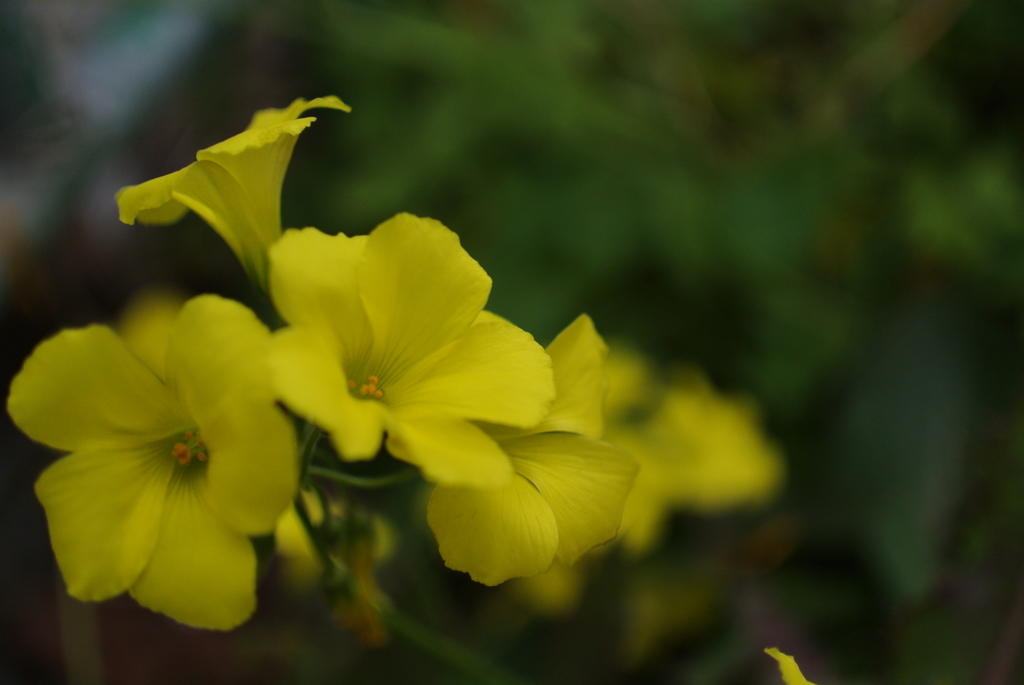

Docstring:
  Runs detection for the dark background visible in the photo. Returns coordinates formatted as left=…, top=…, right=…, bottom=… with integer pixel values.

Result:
left=2, top=0, right=1024, bottom=683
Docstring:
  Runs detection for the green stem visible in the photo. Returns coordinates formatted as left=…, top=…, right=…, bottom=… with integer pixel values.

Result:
left=298, top=423, right=323, bottom=482
left=308, top=464, right=417, bottom=489
left=383, top=607, right=533, bottom=685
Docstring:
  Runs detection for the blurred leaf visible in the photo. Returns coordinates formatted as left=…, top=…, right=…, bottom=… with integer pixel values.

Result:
left=832, top=297, right=976, bottom=603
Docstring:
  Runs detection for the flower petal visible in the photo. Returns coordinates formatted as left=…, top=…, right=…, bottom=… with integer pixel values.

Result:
left=654, top=385, right=784, bottom=512
left=164, top=295, right=273, bottom=429
left=203, top=389, right=297, bottom=536
left=269, top=228, right=372, bottom=356
left=359, top=214, right=491, bottom=375
left=8, top=326, right=185, bottom=451
left=269, top=327, right=385, bottom=460
left=389, top=317, right=554, bottom=428
left=765, top=649, right=816, bottom=685
left=245, top=96, right=350, bottom=131
left=116, top=168, right=190, bottom=225
left=172, top=160, right=273, bottom=286
left=275, top=505, right=322, bottom=589
left=506, top=433, right=637, bottom=564
left=35, top=445, right=171, bottom=601
left=130, top=480, right=257, bottom=630
left=535, top=314, right=608, bottom=438
left=117, top=289, right=186, bottom=380
left=387, top=412, right=514, bottom=488
left=427, top=475, right=559, bottom=585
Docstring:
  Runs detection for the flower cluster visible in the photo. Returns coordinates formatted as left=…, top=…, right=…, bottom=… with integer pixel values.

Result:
left=7, top=97, right=639, bottom=629
left=504, top=345, right=785, bottom=660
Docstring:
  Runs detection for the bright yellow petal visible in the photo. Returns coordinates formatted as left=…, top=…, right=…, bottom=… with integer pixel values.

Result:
left=164, top=295, right=273, bottom=428
left=427, top=476, right=559, bottom=585
left=386, top=413, right=514, bottom=488
left=765, top=648, right=816, bottom=685
left=269, top=327, right=385, bottom=460
left=116, top=168, right=190, bottom=225
left=35, top=444, right=172, bottom=601
left=8, top=326, right=186, bottom=451
left=171, top=160, right=273, bottom=287
left=246, top=96, right=350, bottom=131
left=117, top=288, right=186, bottom=380
left=130, top=480, right=256, bottom=630
left=535, top=314, right=608, bottom=438
left=269, top=227, right=372, bottom=355
left=203, top=389, right=297, bottom=536
left=359, top=213, right=491, bottom=372
left=389, top=316, right=554, bottom=428
left=506, top=433, right=637, bottom=565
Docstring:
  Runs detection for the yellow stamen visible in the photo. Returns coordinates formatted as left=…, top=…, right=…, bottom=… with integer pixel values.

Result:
left=171, top=429, right=207, bottom=467
left=172, top=442, right=191, bottom=466
left=351, top=375, right=384, bottom=400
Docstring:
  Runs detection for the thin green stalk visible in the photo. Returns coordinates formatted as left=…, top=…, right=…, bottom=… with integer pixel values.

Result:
left=298, top=423, right=323, bottom=482
left=308, top=464, right=417, bottom=488
left=384, top=607, right=534, bottom=685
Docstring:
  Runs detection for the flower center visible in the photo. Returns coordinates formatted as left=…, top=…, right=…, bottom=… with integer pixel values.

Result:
left=348, top=375, right=384, bottom=400
left=171, top=430, right=207, bottom=467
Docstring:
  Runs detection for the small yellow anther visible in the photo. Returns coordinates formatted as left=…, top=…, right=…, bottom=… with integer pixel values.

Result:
left=184, top=431, right=193, bottom=441
left=352, top=374, right=384, bottom=400
left=196, top=452, right=207, bottom=462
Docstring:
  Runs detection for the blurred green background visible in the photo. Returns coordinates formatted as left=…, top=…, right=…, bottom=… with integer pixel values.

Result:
left=3, top=0, right=1024, bottom=683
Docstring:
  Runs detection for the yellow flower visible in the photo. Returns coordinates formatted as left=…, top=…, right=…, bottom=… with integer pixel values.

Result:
left=765, top=648, right=816, bottom=685
left=605, top=348, right=784, bottom=555
left=116, top=96, right=349, bottom=291
left=268, top=213, right=556, bottom=488
left=427, top=315, right=638, bottom=585
left=8, top=295, right=297, bottom=629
